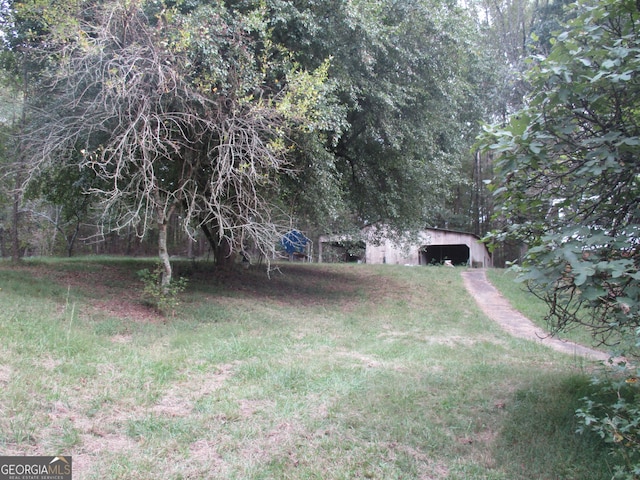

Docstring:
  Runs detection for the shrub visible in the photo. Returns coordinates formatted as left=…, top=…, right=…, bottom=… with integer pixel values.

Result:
left=137, top=265, right=188, bottom=315
left=577, top=362, right=640, bottom=480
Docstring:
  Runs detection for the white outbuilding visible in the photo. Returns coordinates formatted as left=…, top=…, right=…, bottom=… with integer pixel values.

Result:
left=318, top=226, right=492, bottom=268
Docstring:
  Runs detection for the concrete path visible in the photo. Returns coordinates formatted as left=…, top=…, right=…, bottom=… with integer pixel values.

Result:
left=461, top=269, right=612, bottom=362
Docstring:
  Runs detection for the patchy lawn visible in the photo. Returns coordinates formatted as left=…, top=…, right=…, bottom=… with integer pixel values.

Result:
left=0, top=258, right=613, bottom=479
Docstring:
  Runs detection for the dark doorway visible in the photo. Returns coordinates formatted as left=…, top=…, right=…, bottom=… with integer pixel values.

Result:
left=420, top=244, right=470, bottom=266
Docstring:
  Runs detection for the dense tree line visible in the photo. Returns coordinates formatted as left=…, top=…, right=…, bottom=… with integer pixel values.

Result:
left=0, top=0, right=583, bottom=275
left=0, top=0, right=512, bottom=278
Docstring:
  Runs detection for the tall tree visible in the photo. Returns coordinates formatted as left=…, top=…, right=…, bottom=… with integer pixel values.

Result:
left=457, top=0, right=576, bottom=258
left=0, top=0, right=71, bottom=261
left=249, top=0, right=491, bottom=236
left=4, top=0, right=505, bottom=267
left=18, top=0, right=341, bottom=285
left=24, top=161, right=97, bottom=257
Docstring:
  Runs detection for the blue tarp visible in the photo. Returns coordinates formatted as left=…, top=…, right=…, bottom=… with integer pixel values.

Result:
left=282, top=230, right=308, bottom=254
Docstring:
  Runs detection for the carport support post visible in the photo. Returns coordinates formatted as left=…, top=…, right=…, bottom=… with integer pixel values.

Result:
left=318, top=238, right=323, bottom=263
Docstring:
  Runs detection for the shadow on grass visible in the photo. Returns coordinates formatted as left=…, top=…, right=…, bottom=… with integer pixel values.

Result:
left=0, top=268, right=78, bottom=301
left=183, top=261, right=390, bottom=307
left=494, top=372, right=613, bottom=480
left=1, top=258, right=396, bottom=310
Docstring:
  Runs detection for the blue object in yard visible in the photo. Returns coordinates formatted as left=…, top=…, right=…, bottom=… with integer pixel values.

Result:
left=282, top=230, right=308, bottom=255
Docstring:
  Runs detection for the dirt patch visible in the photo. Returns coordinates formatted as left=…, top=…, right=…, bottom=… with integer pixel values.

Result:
left=238, top=398, right=274, bottom=418
left=384, top=442, right=449, bottom=479
left=0, top=364, right=12, bottom=385
left=334, top=349, right=384, bottom=368
left=190, top=262, right=409, bottom=310
left=187, top=439, right=229, bottom=477
left=378, top=330, right=506, bottom=349
left=91, top=299, right=158, bottom=323
left=74, top=432, right=141, bottom=475
left=41, top=356, right=63, bottom=372
left=109, top=334, right=132, bottom=344
left=152, top=362, right=237, bottom=417
left=51, top=363, right=238, bottom=477
left=10, top=261, right=409, bottom=322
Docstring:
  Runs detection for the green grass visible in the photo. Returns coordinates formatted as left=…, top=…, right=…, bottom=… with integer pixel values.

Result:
left=0, top=258, right=615, bottom=479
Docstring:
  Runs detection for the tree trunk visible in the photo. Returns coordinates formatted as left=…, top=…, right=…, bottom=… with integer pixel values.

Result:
left=66, top=220, right=81, bottom=257
left=216, top=236, right=233, bottom=268
left=187, top=235, right=194, bottom=259
left=11, top=186, right=21, bottom=262
left=200, top=223, right=233, bottom=268
left=158, top=215, right=172, bottom=293
left=12, top=52, right=28, bottom=263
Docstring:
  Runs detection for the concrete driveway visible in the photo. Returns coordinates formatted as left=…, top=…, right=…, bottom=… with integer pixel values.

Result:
left=461, top=269, right=612, bottom=362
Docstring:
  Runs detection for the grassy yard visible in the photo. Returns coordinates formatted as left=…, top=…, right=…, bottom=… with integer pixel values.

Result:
left=0, top=258, right=615, bottom=479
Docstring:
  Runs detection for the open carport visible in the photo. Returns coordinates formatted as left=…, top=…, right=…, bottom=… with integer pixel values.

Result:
left=420, top=243, right=470, bottom=266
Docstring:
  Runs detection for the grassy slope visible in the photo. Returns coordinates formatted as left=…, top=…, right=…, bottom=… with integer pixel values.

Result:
left=0, top=258, right=613, bottom=479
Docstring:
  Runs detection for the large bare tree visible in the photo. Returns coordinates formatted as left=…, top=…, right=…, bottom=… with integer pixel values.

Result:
left=22, top=0, right=327, bottom=287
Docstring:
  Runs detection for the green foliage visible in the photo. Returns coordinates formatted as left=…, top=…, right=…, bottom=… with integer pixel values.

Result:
left=13, top=0, right=349, bottom=272
left=137, top=264, right=188, bottom=315
left=479, top=0, right=640, bottom=356
left=577, top=364, right=640, bottom=480
left=2, top=0, right=500, bottom=257
left=478, top=1, right=640, bottom=475
left=327, top=0, right=482, bottom=230
left=250, top=0, right=491, bottom=233
left=24, top=160, right=99, bottom=256
left=529, top=0, right=576, bottom=55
